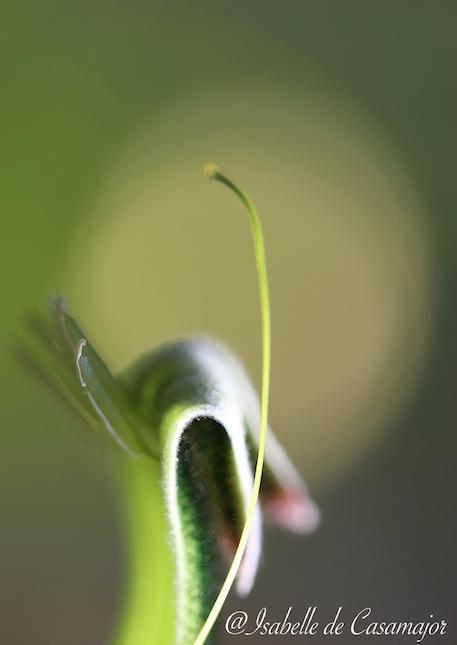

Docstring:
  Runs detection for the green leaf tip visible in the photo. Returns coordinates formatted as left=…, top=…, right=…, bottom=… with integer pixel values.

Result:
left=194, top=166, right=272, bottom=645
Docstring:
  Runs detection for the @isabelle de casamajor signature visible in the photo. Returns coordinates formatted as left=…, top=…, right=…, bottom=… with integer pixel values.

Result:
left=225, top=607, right=448, bottom=642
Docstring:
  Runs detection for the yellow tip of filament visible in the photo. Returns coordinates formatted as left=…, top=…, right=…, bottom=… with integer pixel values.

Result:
left=203, top=163, right=219, bottom=180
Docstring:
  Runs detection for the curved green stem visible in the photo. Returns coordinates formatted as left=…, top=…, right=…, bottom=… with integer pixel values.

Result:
left=193, top=165, right=272, bottom=645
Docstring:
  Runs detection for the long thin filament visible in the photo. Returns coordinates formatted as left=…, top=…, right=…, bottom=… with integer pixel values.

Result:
left=193, top=164, right=271, bottom=645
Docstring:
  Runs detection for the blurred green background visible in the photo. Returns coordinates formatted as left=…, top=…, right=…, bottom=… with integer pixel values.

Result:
left=1, top=1, right=456, bottom=643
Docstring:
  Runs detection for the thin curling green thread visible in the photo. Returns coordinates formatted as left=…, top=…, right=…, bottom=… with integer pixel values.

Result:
left=193, top=165, right=271, bottom=645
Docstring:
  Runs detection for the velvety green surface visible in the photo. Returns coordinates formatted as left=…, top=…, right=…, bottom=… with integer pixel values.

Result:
left=21, top=302, right=272, bottom=644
